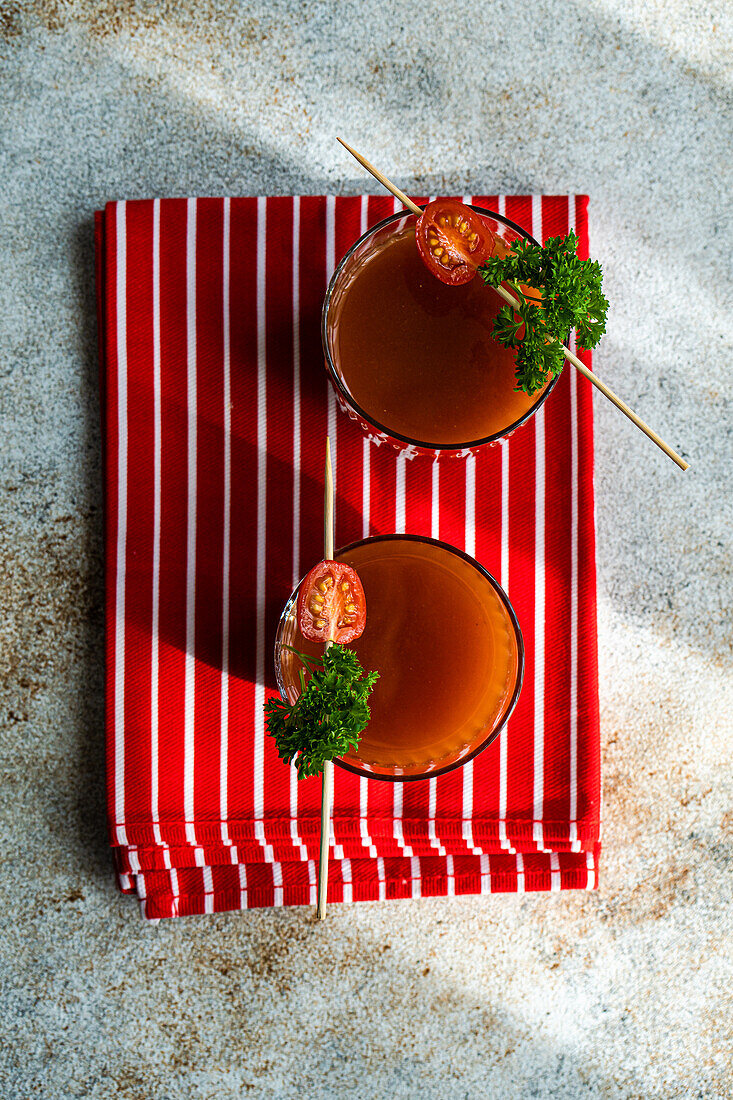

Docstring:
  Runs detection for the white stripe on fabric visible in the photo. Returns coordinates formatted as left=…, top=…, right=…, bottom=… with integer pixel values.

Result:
left=307, top=859, right=316, bottom=906
left=568, top=197, right=581, bottom=853
left=498, top=439, right=512, bottom=851
left=362, top=436, right=371, bottom=538
left=273, top=862, right=284, bottom=907
left=531, top=195, right=546, bottom=853
left=329, top=818, right=344, bottom=862
left=326, top=193, right=336, bottom=272
left=411, top=856, right=421, bottom=899
left=569, top=334, right=580, bottom=851
left=254, top=196, right=267, bottom=842
left=392, top=431, right=411, bottom=857
left=500, top=441, right=509, bottom=593
left=127, top=848, right=140, bottom=873
left=194, top=846, right=205, bottom=868
left=465, top=454, right=476, bottom=557
left=360, top=197, right=371, bottom=544
left=377, top=857, right=386, bottom=901
left=292, top=195, right=301, bottom=589
left=114, top=200, right=128, bottom=846
left=220, top=197, right=232, bottom=846
left=323, top=197, right=339, bottom=864
left=203, top=865, right=214, bottom=914
left=254, top=820, right=274, bottom=863
left=395, top=453, right=406, bottom=534
left=325, top=195, right=337, bottom=497
left=170, top=867, right=180, bottom=917
left=184, top=198, right=198, bottom=846
left=289, top=196, right=309, bottom=863
left=290, top=801, right=308, bottom=860
left=428, top=459, right=445, bottom=855
left=428, top=778, right=446, bottom=855
left=358, top=435, right=375, bottom=853
left=446, top=855, right=455, bottom=897
left=357, top=394, right=374, bottom=874
left=497, top=195, right=505, bottom=219
left=533, top=401, right=547, bottom=852
left=531, top=194, right=542, bottom=243
left=239, top=863, right=248, bottom=909
left=463, top=451, right=479, bottom=853
left=516, top=852, right=525, bottom=893
left=341, top=858, right=352, bottom=903
left=118, top=873, right=132, bottom=891
left=480, top=854, right=491, bottom=895
left=151, top=199, right=162, bottom=848
left=550, top=851, right=561, bottom=892
left=393, top=783, right=413, bottom=857
left=360, top=781, right=377, bottom=857
left=586, top=850, right=596, bottom=890
left=461, top=790, right=480, bottom=853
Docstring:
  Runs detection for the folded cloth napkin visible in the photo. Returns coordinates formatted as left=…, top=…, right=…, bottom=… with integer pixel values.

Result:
left=96, top=194, right=601, bottom=920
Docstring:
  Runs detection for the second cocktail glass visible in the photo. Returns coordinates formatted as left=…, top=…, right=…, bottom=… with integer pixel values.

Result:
left=275, top=535, right=524, bottom=781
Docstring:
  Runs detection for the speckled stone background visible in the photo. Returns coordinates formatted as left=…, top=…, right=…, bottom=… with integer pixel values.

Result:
left=1, top=2, right=731, bottom=1097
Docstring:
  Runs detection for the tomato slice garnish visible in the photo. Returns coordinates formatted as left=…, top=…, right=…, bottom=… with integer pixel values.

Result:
left=297, top=561, right=367, bottom=645
left=415, top=199, right=496, bottom=285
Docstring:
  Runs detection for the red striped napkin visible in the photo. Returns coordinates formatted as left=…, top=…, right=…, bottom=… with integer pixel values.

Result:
left=96, top=194, right=601, bottom=919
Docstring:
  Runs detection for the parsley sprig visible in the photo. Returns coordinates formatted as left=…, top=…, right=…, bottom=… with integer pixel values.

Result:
left=479, top=231, right=609, bottom=395
left=265, top=644, right=379, bottom=779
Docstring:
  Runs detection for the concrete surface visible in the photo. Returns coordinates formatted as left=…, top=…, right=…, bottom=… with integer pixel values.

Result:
left=1, top=2, right=732, bottom=1097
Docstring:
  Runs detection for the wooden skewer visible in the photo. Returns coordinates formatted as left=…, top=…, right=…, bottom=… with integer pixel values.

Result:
left=316, top=436, right=335, bottom=920
left=337, top=137, right=422, bottom=218
left=337, top=137, right=689, bottom=471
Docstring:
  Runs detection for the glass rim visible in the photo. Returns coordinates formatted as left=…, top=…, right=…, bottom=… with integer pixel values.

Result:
left=321, top=204, right=559, bottom=453
left=274, top=533, right=526, bottom=783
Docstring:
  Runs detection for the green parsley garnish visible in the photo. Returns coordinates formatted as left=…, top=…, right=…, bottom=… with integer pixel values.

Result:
left=265, top=644, right=379, bottom=779
left=479, top=231, right=609, bottom=395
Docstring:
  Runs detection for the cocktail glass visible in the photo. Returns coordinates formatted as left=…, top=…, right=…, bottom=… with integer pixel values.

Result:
left=322, top=206, right=558, bottom=459
left=274, top=534, right=524, bottom=781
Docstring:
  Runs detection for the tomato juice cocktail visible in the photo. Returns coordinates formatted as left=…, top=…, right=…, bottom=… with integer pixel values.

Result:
left=322, top=207, right=556, bottom=456
left=275, top=535, right=524, bottom=780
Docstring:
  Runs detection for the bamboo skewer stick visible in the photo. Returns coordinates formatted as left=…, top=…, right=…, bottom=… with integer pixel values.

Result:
left=316, top=436, right=335, bottom=920
left=337, top=137, right=689, bottom=471
left=337, top=137, right=421, bottom=218
left=492, top=284, right=688, bottom=468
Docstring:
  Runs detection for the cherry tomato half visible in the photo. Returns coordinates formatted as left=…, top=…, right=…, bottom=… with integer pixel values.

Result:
left=297, top=561, right=367, bottom=645
left=415, top=199, right=496, bottom=285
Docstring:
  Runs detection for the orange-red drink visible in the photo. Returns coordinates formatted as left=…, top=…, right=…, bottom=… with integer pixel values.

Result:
left=323, top=209, right=553, bottom=453
left=275, top=536, right=523, bottom=780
